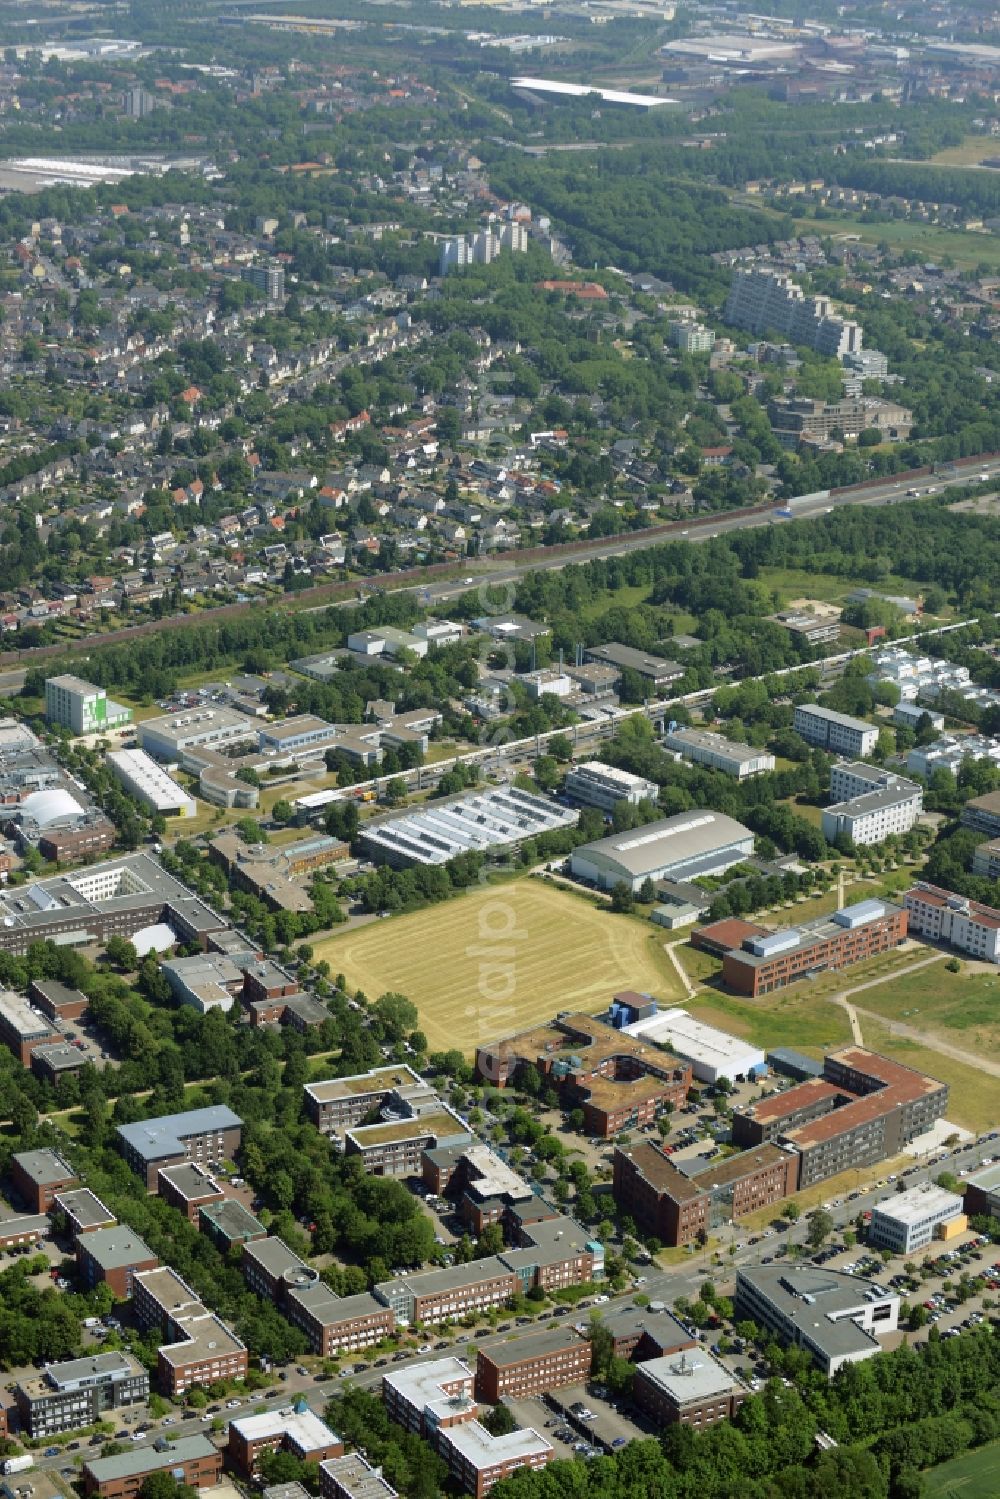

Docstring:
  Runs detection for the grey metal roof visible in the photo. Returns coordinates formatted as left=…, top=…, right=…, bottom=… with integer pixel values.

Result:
left=84, top=1434, right=216, bottom=1482
left=575, top=811, right=753, bottom=878
left=116, top=1104, right=242, bottom=1163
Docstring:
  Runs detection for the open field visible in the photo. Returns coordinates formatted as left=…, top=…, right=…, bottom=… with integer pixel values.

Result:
left=861, top=1017, right=1000, bottom=1136
left=312, top=878, right=685, bottom=1054
left=793, top=214, right=1000, bottom=271
left=930, top=137, right=1000, bottom=167
left=923, top=1440, right=1000, bottom=1499
left=688, top=992, right=853, bottom=1057
left=840, top=960, right=1000, bottom=1059
left=758, top=564, right=931, bottom=609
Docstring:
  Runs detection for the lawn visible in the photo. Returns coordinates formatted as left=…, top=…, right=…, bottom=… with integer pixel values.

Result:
left=757, top=564, right=930, bottom=610
left=688, top=992, right=853, bottom=1057
left=923, top=1439, right=1000, bottom=1499
left=311, top=877, right=685, bottom=1055
left=793, top=214, right=1000, bottom=271
left=930, top=137, right=1000, bottom=167
left=861, top=1018, right=1000, bottom=1136
left=839, top=961, right=1000, bottom=1060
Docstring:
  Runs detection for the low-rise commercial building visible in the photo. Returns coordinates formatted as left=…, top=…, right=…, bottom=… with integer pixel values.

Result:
left=242, top=1237, right=395, bottom=1355
left=734, top=1265, right=899, bottom=1376
left=904, top=882, right=1000, bottom=963
left=374, top=1259, right=518, bottom=1327
left=15, top=1353, right=149, bottom=1437
left=0, top=990, right=58, bottom=1065
left=160, top=953, right=246, bottom=1015
left=591, top=1305, right=695, bottom=1363
left=156, top=1162, right=226, bottom=1222
left=964, top=1162, right=1000, bottom=1220
left=0, top=1211, right=48, bottom=1249
left=116, top=1104, right=243, bottom=1190
left=612, top=1002, right=766, bottom=1084
left=304, top=1065, right=441, bottom=1135
left=719, top=899, right=907, bottom=998
left=108, top=749, right=196, bottom=819
left=320, top=1455, right=397, bottom=1499
left=563, top=761, right=658, bottom=811
left=868, top=1183, right=966, bottom=1254
left=198, top=1197, right=267, bottom=1251
left=82, top=1434, right=222, bottom=1499
left=228, top=1407, right=344, bottom=1478
left=582, top=643, right=684, bottom=691
left=662, top=727, right=775, bottom=779
left=11, top=1148, right=78, bottom=1212
left=474, top=1329, right=591, bottom=1403
left=77, top=1225, right=158, bottom=1299
left=792, top=705, right=878, bottom=758
left=633, top=1351, right=743, bottom=1429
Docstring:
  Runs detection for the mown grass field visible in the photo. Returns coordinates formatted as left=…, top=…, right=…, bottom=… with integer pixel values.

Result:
left=312, top=878, right=684, bottom=1054
left=923, top=1440, right=1000, bottom=1498
left=793, top=214, right=1000, bottom=270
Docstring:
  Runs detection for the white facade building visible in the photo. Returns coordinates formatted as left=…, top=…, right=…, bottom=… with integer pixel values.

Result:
left=620, top=1006, right=766, bottom=1084
left=725, top=266, right=863, bottom=359
left=793, top=704, right=878, bottom=758
left=45, top=675, right=132, bottom=736
left=821, top=763, right=922, bottom=846
left=108, top=749, right=196, bottom=819
left=907, top=734, right=1000, bottom=780
left=564, top=761, right=658, bottom=812
left=904, top=882, right=1000, bottom=963
left=868, top=1183, right=965, bottom=1254
left=663, top=726, right=775, bottom=779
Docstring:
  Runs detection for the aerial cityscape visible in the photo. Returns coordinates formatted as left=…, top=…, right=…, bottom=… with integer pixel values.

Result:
left=3, top=0, right=1000, bottom=1497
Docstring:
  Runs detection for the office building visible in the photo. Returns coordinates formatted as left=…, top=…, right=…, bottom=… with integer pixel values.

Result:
left=768, top=395, right=911, bottom=449
left=662, top=727, right=774, bottom=780
left=242, top=263, right=285, bottom=302
left=473, top=1330, right=591, bottom=1403
left=793, top=704, right=878, bottom=757
left=0, top=1212, right=48, bottom=1249
left=893, top=701, right=944, bottom=732
left=594, top=1305, right=695, bottom=1363
left=381, top=1359, right=551, bottom=1498
left=30, top=978, right=88, bottom=1022
left=320, top=1455, right=397, bottom=1499
left=133, top=1266, right=247, bottom=1396
left=108, top=749, right=196, bottom=819
left=77, top=1225, right=158, bottom=1298
left=563, top=761, right=658, bottom=811
left=15, top=1353, right=149, bottom=1437
left=122, top=86, right=156, bottom=117
left=0, top=852, right=227, bottom=957
left=82, top=1434, right=222, bottom=1499
left=304, top=1064, right=427, bottom=1134
left=477, top=1012, right=691, bottom=1137
left=972, top=839, right=1000, bottom=880
left=633, top=1351, right=743, bottom=1429
left=374, top=1260, right=518, bottom=1328
left=821, top=763, right=922, bottom=846
left=733, top=1048, right=948, bottom=1189
left=198, top=1197, right=267, bottom=1251
left=734, top=1265, right=899, bottom=1376
left=868, top=1183, right=966, bottom=1255
left=156, top=1162, right=226, bottom=1222
left=53, top=1187, right=116, bottom=1243
left=582, top=642, right=684, bottom=690
left=963, top=1162, right=1000, bottom=1221
left=228, top=1407, right=343, bottom=1478
left=769, top=609, right=841, bottom=647
left=725, top=266, right=863, bottom=359
left=612, top=1141, right=797, bottom=1247
left=904, top=882, right=1000, bottom=963
left=11, top=1148, right=77, bottom=1212
left=160, top=952, right=246, bottom=1015
left=45, top=675, right=132, bottom=736
left=344, top=1104, right=471, bottom=1178
left=116, top=1104, right=243, bottom=1191
left=719, top=899, right=908, bottom=997
left=570, top=810, right=754, bottom=893
left=961, top=791, right=1000, bottom=840
left=0, top=990, right=58, bottom=1065
left=241, top=1238, right=395, bottom=1355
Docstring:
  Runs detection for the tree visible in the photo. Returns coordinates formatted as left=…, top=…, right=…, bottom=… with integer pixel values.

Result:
left=610, top=881, right=635, bottom=914
left=782, top=1202, right=801, bottom=1222
left=807, top=1209, right=834, bottom=1248
left=272, top=800, right=294, bottom=826
left=482, top=1402, right=517, bottom=1437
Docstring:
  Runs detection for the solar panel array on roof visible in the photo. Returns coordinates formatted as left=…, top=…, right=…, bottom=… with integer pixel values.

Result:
left=361, top=786, right=578, bottom=865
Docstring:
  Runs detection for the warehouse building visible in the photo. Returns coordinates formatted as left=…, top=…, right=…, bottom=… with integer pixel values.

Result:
left=868, top=1183, right=966, bottom=1255
left=904, top=882, right=1000, bottom=963
left=15, top=1353, right=149, bottom=1437
left=108, top=749, right=196, bottom=819
left=662, top=727, right=775, bottom=779
left=116, top=1104, right=243, bottom=1190
left=633, top=1351, right=743, bottom=1429
left=570, top=810, right=754, bottom=893
left=821, top=763, right=922, bottom=847
left=719, top=899, right=907, bottom=997
left=792, top=705, right=878, bottom=758
left=563, top=761, right=658, bottom=812
left=734, top=1266, right=899, bottom=1376
left=361, top=786, right=577, bottom=867
left=613, top=1002, right=766, bottom=1084
left=82, top=1434, right=221, bottom=1499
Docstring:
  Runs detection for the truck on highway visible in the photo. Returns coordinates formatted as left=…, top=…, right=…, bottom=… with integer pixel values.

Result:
left=3, top=1456, right=34, bottom=1475
left=773, top=507, right=794, bottom=520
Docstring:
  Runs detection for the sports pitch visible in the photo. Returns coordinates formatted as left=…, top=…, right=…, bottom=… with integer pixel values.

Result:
left=312, top=878, right=683, bottom=1054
